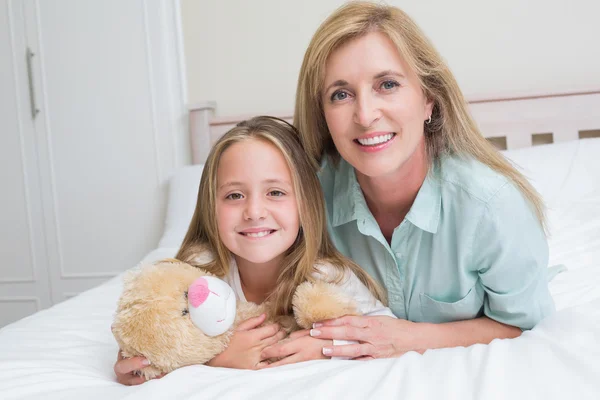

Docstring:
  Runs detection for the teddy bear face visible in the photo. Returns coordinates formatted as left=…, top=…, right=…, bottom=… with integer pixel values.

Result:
left=187, top=275, right=237, bottom=336
left=112, top=262, right=231, bottom=373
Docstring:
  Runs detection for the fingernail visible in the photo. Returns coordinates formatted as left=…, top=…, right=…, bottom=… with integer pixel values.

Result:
left=312, top=322, right=322, bottom=328
left=322, top=347, right=332, bottom=355
left=142, top=359, right=151, bottom=366
left=310, top=329, right=321, bottom=337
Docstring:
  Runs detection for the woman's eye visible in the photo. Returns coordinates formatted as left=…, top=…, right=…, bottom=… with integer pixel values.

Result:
left=381, top=80, right=399, bottom=90
left=268, top=190, right=285, bottom=197
left=226, top=193, right=243, bottom=200
left=331, top=90, right=349, bottom=102
left=182, top=308, right=189, bottom=317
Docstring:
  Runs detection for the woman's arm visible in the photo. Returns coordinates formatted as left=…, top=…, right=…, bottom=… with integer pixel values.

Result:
left=310, top=314, right=520, bottom=359
left=469, top=183, right=555, bottom=331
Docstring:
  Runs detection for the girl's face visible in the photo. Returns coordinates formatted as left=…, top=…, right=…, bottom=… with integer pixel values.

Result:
left=215, top=138, right=300, bottom=267
left=321, top=31, right=433, bottom=178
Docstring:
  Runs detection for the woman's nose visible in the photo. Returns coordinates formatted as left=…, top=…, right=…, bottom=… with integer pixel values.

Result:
left=353, top=92, right=381, bottom=128
left=243, top=196, right=267, bottom=220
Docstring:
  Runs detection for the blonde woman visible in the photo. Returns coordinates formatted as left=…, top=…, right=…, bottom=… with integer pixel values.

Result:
left=114, top=116, right=392, bottom=384
left=263, top=2, right=555, bottom=362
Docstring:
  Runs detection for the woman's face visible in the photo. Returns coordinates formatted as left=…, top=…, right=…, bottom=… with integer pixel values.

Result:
left=322, top=31, right=433, bottom=178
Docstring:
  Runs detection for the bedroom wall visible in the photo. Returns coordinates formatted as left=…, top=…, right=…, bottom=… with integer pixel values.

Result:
left=181, top=0, right=600, bottom=117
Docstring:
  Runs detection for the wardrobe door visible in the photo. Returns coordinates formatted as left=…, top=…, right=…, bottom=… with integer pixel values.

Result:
left=0, top=0, right=52, bottom=326
left=22, top=0, right=187, bottom=303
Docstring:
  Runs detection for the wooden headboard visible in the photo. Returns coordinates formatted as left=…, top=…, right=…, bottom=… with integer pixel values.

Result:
left=188, top=89, right=600, bottom=164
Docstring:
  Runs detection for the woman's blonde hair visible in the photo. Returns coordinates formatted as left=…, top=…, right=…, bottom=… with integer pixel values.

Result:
left=294, top=1, right=546, bottom=231
left=177, top=116, right=385, bottom=319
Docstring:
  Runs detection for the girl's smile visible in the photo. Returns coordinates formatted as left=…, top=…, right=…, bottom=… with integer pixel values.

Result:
left=238, top=228, right=277, bottom=239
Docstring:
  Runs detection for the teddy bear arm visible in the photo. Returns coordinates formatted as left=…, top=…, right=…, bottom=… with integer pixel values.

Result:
left=292, top=280, right=359, bottom=329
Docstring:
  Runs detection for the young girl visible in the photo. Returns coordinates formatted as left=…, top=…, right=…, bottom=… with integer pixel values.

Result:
left=114, top=116, right=392, bottom=384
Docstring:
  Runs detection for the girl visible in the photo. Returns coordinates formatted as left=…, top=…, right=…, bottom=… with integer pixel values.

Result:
left=263, top=1, right=555, bottom=361
left=114, top=116, right=392, bottom=384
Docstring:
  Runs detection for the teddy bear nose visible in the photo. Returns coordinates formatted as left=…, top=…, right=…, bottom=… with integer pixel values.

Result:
left=188, top=277, right=210, bottom=308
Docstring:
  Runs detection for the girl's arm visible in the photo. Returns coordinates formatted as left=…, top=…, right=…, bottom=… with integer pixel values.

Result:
left=207, top=313, right=286, bottom=369
left=114, top=351, right=160, bottom=385
left=113, top=314, right=285, bottom=383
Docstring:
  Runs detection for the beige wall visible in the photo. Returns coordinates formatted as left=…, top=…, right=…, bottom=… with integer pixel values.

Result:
left=181, top=0, right=600, bottom=117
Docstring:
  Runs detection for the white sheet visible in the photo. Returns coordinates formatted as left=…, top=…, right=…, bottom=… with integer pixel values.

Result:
left=1, top=139, right=599, bottom=400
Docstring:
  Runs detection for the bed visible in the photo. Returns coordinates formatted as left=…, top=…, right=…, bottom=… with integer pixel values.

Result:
left=1, top=90, right=599, bottom=400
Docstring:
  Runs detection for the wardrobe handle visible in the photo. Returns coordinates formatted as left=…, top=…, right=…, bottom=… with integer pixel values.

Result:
left=26, top=47, right=40, bottom=120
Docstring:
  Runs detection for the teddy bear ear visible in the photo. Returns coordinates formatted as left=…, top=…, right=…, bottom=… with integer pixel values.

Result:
left=121, top=262, right=153, bottom=286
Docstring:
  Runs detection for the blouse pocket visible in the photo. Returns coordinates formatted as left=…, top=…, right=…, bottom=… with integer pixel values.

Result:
left=419, top=286, right=484, bottom=323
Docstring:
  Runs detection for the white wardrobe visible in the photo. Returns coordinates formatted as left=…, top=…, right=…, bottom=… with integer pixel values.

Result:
left=1, top=0, right=189, bottom=327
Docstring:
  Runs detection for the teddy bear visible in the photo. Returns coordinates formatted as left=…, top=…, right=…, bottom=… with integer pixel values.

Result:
left=111, top=259, right=358, bottom=379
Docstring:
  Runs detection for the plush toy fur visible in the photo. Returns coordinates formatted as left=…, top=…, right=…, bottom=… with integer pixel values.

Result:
left=112, top=259, right=358, bottom=379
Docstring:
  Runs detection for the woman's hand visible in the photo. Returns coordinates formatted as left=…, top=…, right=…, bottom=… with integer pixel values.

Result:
left=308, top=315, right=420, bottom=359
left=114, top=351, right=165, bottom=385
left=258, top=329, right=333, bottom=368
left=309, top=315, right=522, bottom=359
left=207, top=313, right=287, bottom=369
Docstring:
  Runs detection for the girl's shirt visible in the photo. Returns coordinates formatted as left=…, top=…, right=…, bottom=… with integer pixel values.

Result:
left=318, top=155, right=556, bottom=330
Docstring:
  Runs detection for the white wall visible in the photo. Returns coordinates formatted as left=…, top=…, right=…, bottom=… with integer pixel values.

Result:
left=181, top=0, right=600, bottom=117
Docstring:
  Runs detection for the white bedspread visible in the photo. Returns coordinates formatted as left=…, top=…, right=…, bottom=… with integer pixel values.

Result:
left=1, top=139, right=599, bottom=400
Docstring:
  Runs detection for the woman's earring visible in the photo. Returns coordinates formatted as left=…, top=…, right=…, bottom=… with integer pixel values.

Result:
left=425, top=115, right=432, bottom=125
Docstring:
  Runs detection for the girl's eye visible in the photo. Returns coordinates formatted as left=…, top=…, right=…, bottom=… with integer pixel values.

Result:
left=226, top=193, right=243, bottom=200
left=381, top=80, right=399, bottom=90
left=268, top=190, right=285, bottom=197
left=331, top=90, right=349, bottom=102
left=182, top=308, right=189, bottom=317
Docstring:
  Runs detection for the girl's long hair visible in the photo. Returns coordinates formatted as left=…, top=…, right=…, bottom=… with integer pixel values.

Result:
left=294, top=1, right=546, bottom=231
left=177, top=116, right=386, bottom=320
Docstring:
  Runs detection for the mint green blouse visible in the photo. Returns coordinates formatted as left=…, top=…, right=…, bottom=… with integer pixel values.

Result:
left=319, top=155, right=555, bottom=330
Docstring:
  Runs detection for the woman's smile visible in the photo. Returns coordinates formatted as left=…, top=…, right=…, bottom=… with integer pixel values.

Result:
left=354, top=132, right=397, bottom=152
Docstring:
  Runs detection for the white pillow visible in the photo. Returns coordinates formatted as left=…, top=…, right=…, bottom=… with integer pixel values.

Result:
left=501, top=138, right=600, bottom=209
left=158, top=164, right=204, bottom=248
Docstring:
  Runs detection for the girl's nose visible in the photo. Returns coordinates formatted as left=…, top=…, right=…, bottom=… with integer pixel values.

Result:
left=243, top=196, right=267, bottom=220
left=188, top=277, right=210, bottom=308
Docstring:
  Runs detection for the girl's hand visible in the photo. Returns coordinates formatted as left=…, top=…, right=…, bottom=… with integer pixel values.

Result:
left=207, top=313, right=287, bottom=369
left=113, top=350, right=166, bottom=385
left=308, top=315, right=419, bottom=359
left=258, top=329, right=333, bottom=368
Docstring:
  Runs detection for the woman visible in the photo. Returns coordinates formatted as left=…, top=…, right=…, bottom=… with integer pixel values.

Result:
left=262, top=1, right=554, bottom=362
